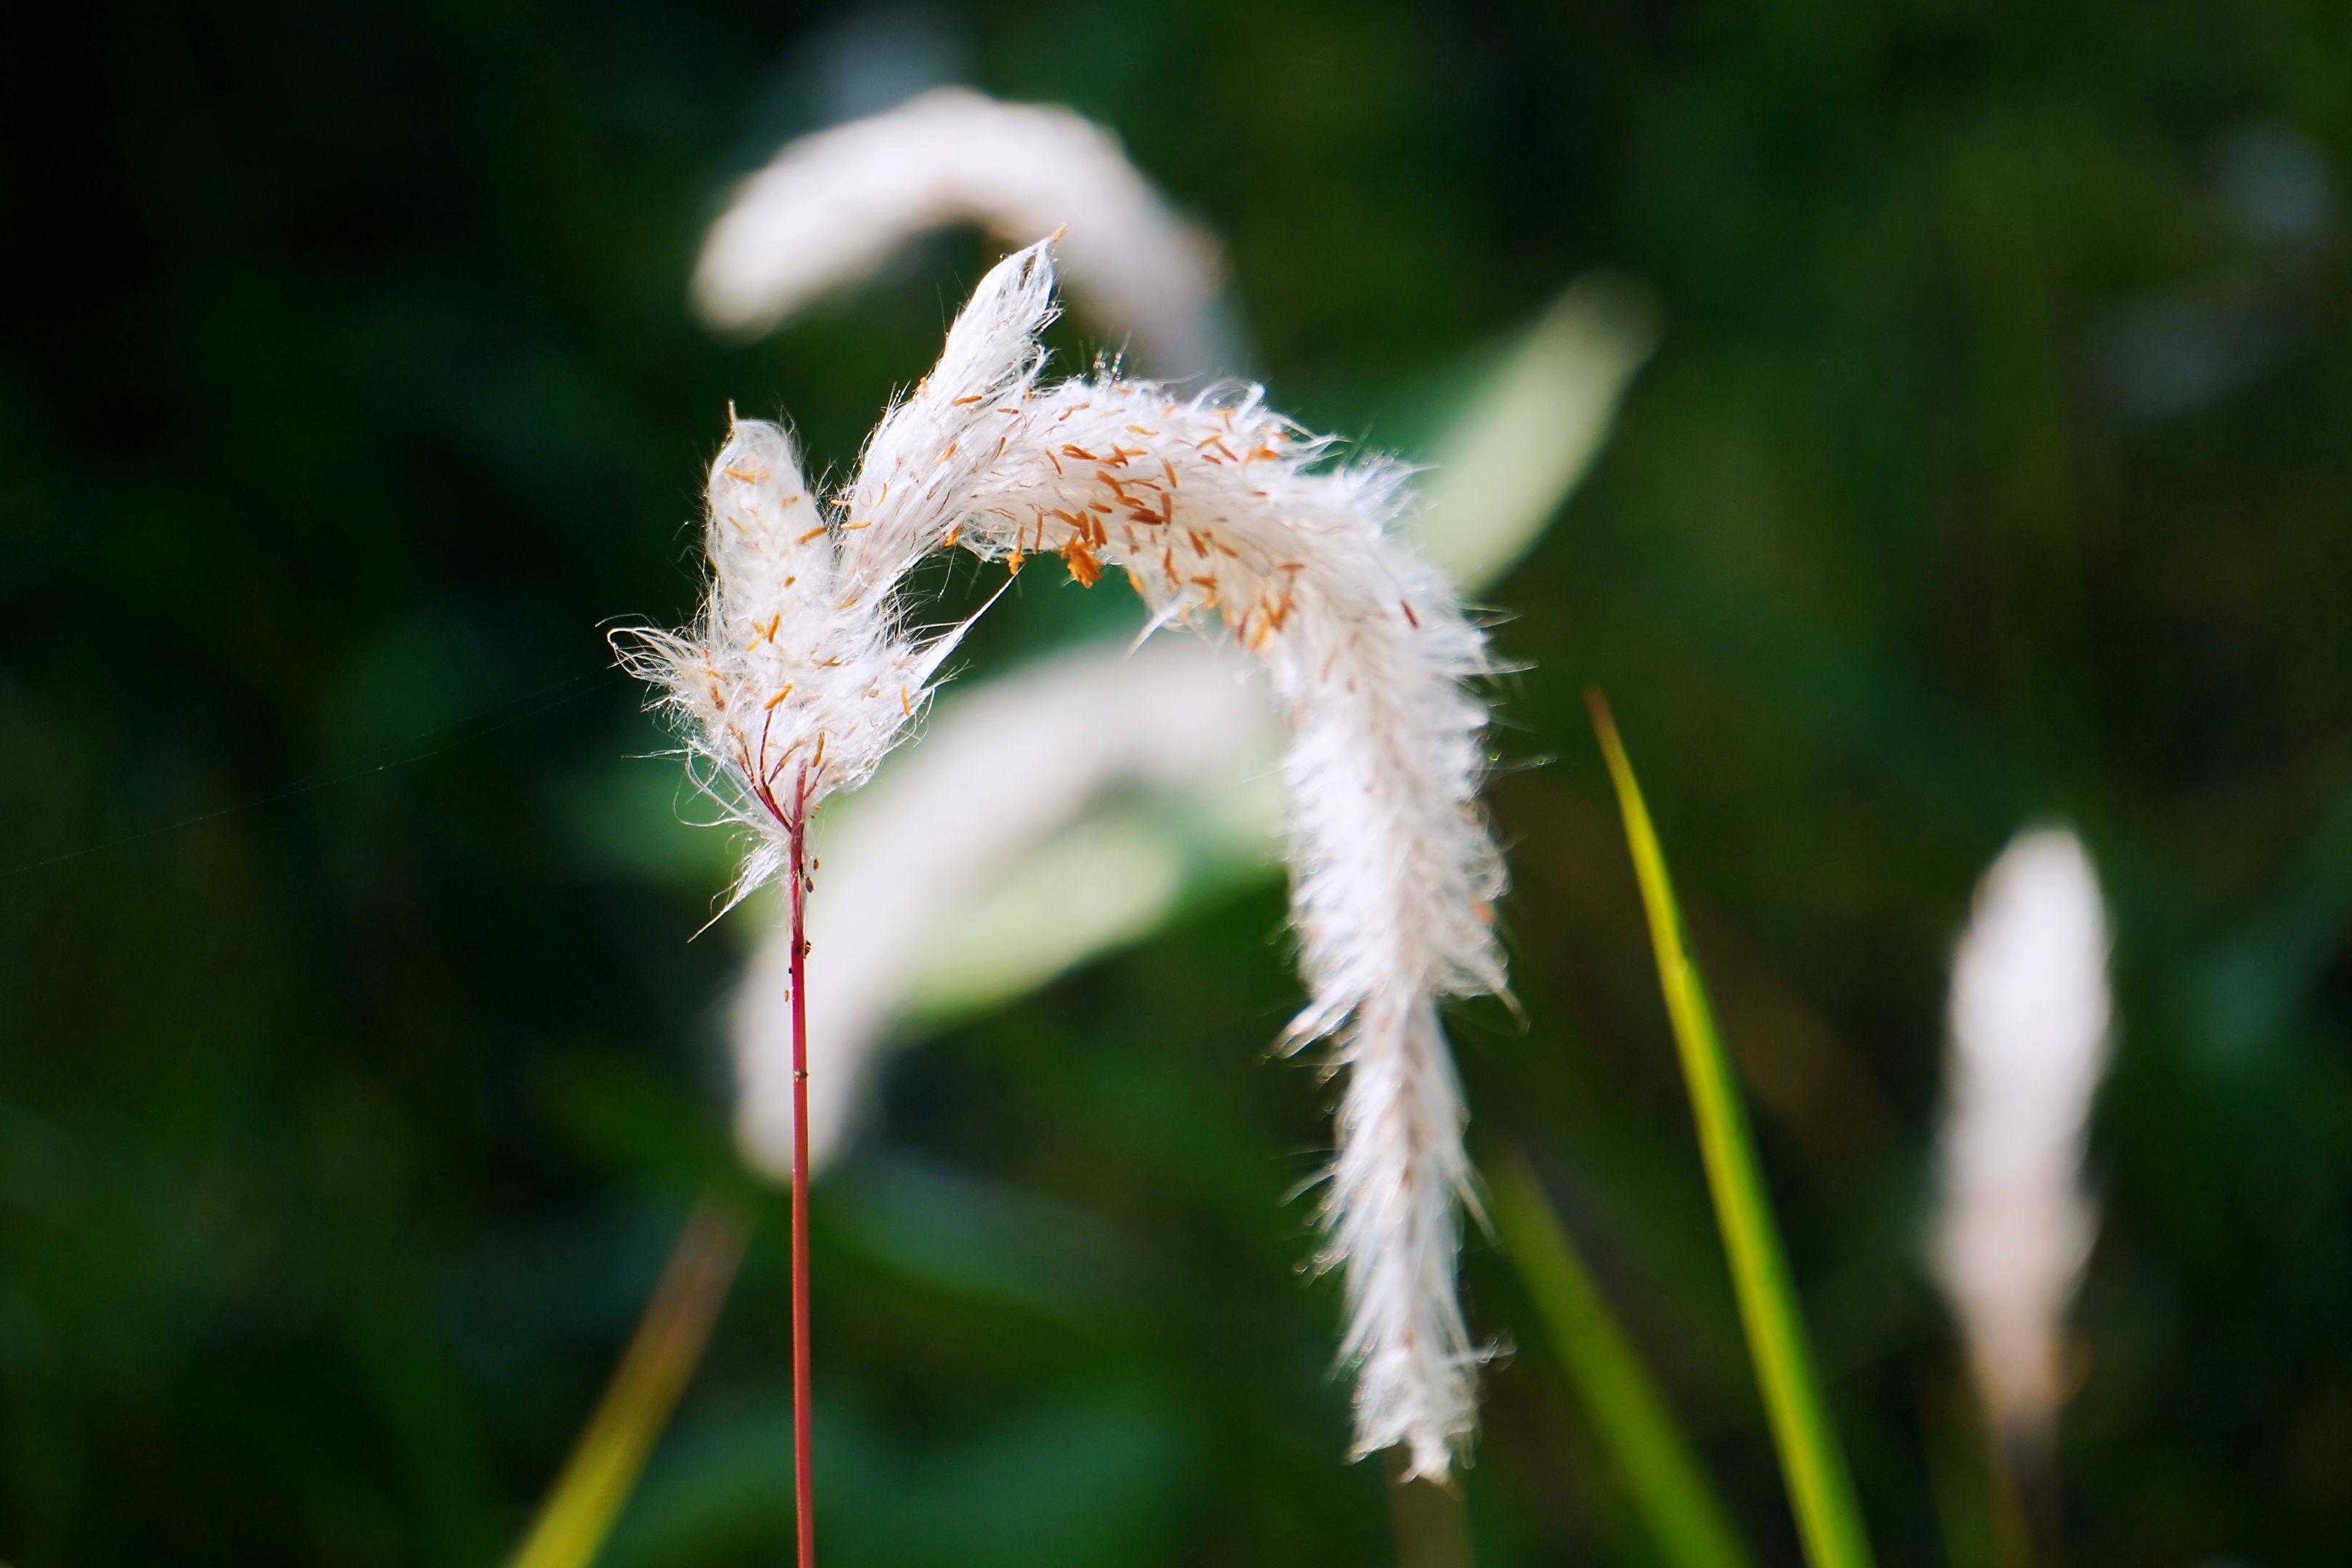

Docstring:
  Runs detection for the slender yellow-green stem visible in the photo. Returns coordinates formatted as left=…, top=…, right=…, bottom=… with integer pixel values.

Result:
left=1490, top=1145, right=1757, bottom=1568
left=1585, top=689, right=1875, bottom=1568
left=507, top=1193, right=752, bottom=1568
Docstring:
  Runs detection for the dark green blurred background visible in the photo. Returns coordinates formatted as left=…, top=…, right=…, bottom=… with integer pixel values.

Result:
left=4, top=1, right=2350, bottom=1564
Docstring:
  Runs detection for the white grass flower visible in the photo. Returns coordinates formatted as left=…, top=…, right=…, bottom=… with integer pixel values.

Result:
left=608, top=414, right=981, bottom=909
left=608, top=397, right=1008, bottom=1568
left=639, top=239, right=1507, bottom=1481
left=1933, top=828, right=2113, bottom=1442
left=841, top=240, right=1503, bottom=1479
left=694, top=86, right=1238, bottom=379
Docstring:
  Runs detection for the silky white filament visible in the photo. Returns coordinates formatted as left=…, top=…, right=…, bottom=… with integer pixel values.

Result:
left=1933, top=828, right=2113, bottom=1440
left=608, top=417, right=982, bottom=909
left=634, top=240, right=1506, bottom=1481
left=839, top=240, right=1503, bottom=1479
left=694, top=86, right=1238, bottom=380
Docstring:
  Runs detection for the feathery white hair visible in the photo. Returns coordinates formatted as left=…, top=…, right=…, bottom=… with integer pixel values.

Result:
left=1933, top=828, right=2112, bottom=1438
left=694, top=87, right=1237, bottom=380
left=835, top=243, right=1503, bottom=1477
left=608, top=417, right=985, bottom=909
left=635, top=240, right=1506, bottom=1479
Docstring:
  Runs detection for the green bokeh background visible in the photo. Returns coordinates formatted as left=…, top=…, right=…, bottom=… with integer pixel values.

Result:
left=4, top=1, right=2350, bottom=1564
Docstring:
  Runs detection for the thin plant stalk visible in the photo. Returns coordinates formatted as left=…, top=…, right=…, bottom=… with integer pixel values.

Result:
left=507, top=1194, right=752, bottom=1568
left=784, top=766, right=816, bottom=1568
left=1919, top=1371, right=2030, bottom=1568
left=1384, top=1450, right=1474, bottom=1568
left=1488, top=1144, right=1757, bottom=1568
left=1585, top=689, right=1874, bottom=1568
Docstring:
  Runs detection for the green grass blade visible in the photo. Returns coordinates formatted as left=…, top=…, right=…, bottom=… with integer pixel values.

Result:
left=1585, top=689, right=1876, bottom=1568
left=507, top=1195, right=752, bottom=1568
left=1490, top=1146, right=1758, bottom=1568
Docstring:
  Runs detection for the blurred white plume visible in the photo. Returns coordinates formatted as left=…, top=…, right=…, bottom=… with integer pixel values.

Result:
left=735, top=635, right=1283, bottom=1182
left=1933, top=828, right=2113, bottom=1440
left=694, top=86, right=1239, bottom=380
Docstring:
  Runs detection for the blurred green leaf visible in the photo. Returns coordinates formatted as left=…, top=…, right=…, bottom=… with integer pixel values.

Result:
left=1588, top=690, right=1875, bottom=1568
left=607, top=1386, right=1191, bottom=1568
left=507, top=1197, right=751, bottom=1568
left=1490, top=1143, right=1757, bottom=1568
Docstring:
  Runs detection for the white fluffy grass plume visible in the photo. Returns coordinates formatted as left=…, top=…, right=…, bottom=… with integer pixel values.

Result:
left=693, top=87, right=1237, bottom=380
left=840, top=242, right=1505, bottom=1477
left=1934, top=828, right=2114, bottom=1439
left=608, top=417, right=986, bottom=908
left=629, top=240, right=1507, bottom=1481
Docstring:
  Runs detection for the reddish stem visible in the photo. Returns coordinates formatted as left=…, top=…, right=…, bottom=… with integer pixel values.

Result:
left=785, top=765, right=815, bottom=1568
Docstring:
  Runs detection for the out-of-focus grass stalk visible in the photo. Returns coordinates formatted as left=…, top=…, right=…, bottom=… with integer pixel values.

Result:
left=1490, top=1145, right=1757, bottom=1568
left=1585, top=690, right=1875, bottom=1568
left=1386, top=1450, right=1475, bottom=1568
left=507, top=1195, right=754, bottom=1568
left=1920, top=1372, right=2025, bottom=1568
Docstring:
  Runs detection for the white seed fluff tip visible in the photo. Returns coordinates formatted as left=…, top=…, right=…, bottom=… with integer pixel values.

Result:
left=608, top=417, right=973, bottom=908
left=693, top=86, right=1239, bottom=380
left=1934, top=828, right=2113, bottom=1440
